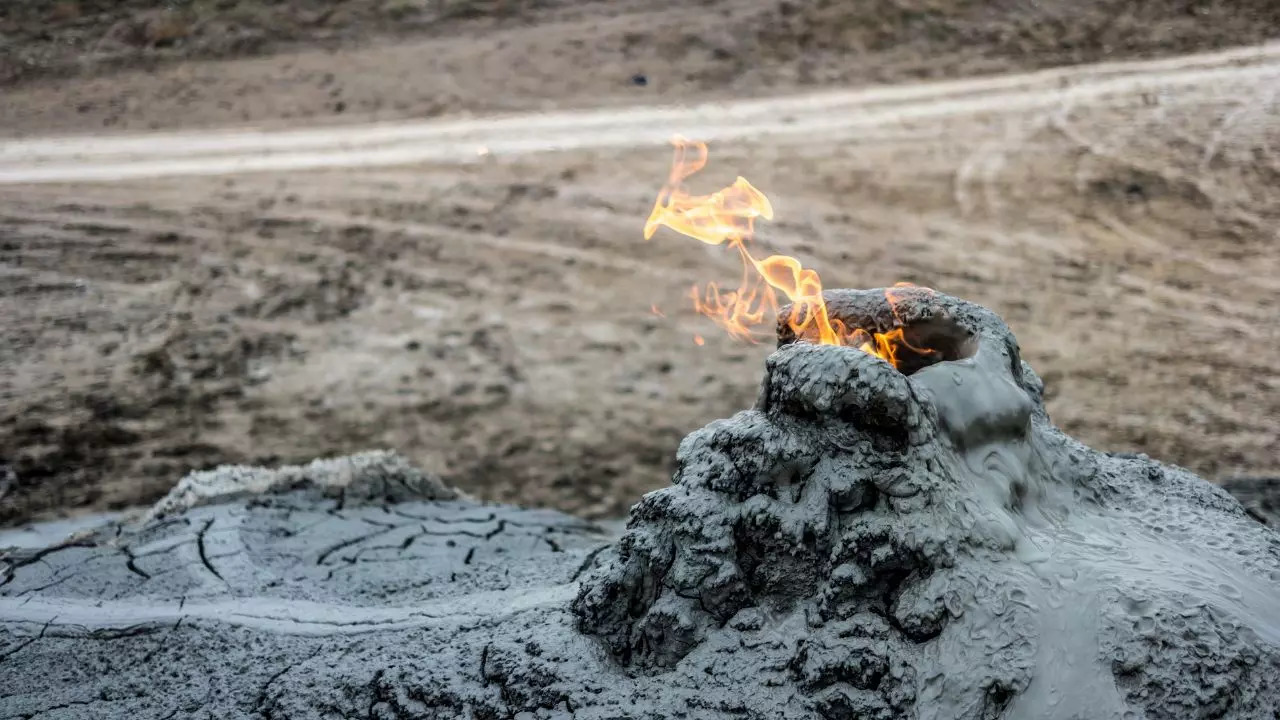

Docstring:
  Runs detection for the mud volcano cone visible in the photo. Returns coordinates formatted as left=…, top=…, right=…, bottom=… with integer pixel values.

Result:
left=573, top=288, right=1280, bottom=719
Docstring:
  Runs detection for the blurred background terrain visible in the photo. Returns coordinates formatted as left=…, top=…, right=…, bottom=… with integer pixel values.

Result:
left=4, top=1, right=1280, bottom=133
left=1, top=0, right=1278, bottom=525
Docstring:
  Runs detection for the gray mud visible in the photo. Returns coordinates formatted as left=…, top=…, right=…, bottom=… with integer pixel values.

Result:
left=0, top=512, right=126, bottom=550
left=3, top=290, right=1279, bottom=719
left=1220, top=476, right=1280, bottom=527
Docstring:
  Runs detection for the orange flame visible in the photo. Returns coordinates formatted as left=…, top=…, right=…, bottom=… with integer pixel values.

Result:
left=644, top=137, right=932, bottom=368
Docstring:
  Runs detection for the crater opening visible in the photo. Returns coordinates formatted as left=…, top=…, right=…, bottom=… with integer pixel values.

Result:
left=778, top=312, right=977, bottom=376
left=889, top=315, right=978, bottom=375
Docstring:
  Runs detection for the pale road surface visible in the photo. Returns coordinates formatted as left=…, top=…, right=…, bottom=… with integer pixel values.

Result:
left=2, top=42, right=1279, bottom=183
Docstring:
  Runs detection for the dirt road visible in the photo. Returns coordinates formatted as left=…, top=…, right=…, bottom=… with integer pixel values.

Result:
left=4, top=43, right=1280, bottom=183
left=3, top=44, right=1279, bottom=524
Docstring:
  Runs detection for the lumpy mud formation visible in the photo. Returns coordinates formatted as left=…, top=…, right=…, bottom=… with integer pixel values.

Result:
left=3, top=290, right=1278, bottom=719
left=574, top=288, right=1280, bottom=718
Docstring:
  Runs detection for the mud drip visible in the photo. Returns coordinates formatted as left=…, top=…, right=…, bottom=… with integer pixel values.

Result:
left=2, top=291, right=1278, bottom=720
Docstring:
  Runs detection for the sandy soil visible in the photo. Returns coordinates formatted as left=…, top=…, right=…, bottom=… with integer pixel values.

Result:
left=2, top=5, right=1279, bottom=526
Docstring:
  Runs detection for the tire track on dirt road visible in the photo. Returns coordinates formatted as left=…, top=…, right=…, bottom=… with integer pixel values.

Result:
left=1, top=43, right=1278, bottom=184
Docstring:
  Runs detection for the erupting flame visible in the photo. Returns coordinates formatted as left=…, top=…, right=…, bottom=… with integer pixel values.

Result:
left=644, top=136, right=932, bottom=369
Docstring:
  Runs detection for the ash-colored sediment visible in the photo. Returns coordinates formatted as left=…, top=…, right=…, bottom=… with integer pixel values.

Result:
left=2, top=290, right=1278, bottom=719
left=145, top=449, right=459, bottom=521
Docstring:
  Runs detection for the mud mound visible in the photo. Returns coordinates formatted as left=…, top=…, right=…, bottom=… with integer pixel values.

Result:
left=573, top=288, right=1280, bottom=717
left=3, top=290, right=1278, bottom=719
left=146, top=449, right=459, bottom=521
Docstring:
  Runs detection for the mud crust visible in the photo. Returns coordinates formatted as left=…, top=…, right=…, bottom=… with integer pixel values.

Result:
left=1, top=486, right=613, bottom=719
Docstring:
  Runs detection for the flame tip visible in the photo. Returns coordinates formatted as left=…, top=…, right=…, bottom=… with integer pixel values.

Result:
left=646, top=135, right=929, bottom=370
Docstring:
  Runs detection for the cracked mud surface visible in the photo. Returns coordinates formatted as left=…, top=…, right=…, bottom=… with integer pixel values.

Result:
left=1, top=488, right=613, bottom=719
left=3, top=292, right=1278, bottom=719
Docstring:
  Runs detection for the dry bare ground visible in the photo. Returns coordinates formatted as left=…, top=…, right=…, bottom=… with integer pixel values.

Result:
left=2, top=42, right=1279, bottom=525
left=5, top=0, right=1280, bottom=135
